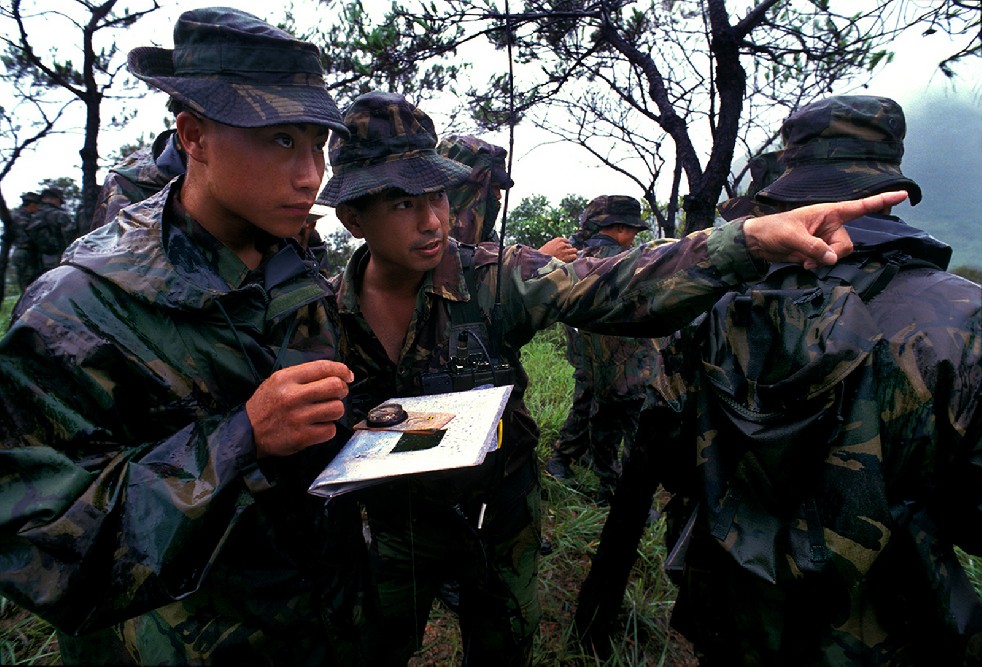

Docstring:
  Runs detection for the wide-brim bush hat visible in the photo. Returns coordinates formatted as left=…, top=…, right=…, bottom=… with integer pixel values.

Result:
left=437, top=134, right=515, bottom=189
left=128, top=7, right=347, bottom=134
left=757, top=95, right=921, bottom=206
left=318, top=92, right=471, bottom=207
left=579, top=195, right=648, bottom=232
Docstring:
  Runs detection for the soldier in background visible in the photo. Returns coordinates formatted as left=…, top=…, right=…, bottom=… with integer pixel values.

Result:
left=89, top=127, right=187, bottom=231
left=26, top=188, right=74, bottom=274
left=545, top=195, right=659, bottom=504
left=438, top=134, right=577, bottom=261
left=582, top=94, right=982, bottom=664
left=8, top=191, right=42, bottom=291
left=716, top=149, right=784, bottom=221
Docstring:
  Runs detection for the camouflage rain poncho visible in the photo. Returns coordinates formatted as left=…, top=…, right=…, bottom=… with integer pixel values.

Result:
left=0, top=179, right=369, bottom=664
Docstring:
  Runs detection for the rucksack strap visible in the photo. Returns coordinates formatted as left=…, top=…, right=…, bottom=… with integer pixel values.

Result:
left=813, top=248, right=941, bottom=303
left=450, top=243, right=487, bottom=330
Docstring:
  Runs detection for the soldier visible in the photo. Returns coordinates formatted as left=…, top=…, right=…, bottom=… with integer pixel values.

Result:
left=716, top=149, right=785, bottom=221
left=90, top=127, right=187, bottom=230
left=545, top=195, right=659, bottom=504
left=437, top=133, right=513, bottom=246
left=8, top=191, right=42, bottom=291
left=0, top=8, right=374, bottom=666
left=437, top=133, right=576, bottom=261
left=24, top=187, right=74, bottom=274
left=587, top=95, right=982, bottom=664
left=317, top=90, right=906, bottom=665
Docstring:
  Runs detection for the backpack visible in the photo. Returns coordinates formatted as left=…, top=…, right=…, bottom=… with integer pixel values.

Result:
left=685, top=248, right=939, bottom=584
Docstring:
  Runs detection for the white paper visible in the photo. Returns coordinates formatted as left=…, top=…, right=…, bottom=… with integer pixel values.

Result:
left=308, top=384, right=513, bottom=498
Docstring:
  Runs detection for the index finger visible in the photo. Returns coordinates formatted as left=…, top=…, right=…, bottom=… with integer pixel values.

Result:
left=283, top=359, right=354, bottom=385
left=807, top=190, right=909, bottom=234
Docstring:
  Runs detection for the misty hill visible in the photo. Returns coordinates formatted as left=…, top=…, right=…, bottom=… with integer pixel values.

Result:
left=894, top=96, right=981, bottom=271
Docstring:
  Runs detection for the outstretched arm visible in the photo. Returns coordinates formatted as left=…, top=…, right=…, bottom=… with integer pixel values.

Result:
left=744, top=191, right=908, bottom=269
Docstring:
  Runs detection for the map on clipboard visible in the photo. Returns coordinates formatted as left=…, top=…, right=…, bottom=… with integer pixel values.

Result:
left=308, top=384, right=513, bottom=498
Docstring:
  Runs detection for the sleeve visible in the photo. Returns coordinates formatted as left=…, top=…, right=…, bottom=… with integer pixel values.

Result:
left=493, top=220, right=764, bottom=343
left=0, top=285, right=268, bottom=634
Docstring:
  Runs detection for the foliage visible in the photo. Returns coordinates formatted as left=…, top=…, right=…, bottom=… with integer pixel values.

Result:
left=951, top=265, right=982, bottom=284
left=381, top=0, right=980, bottom=236
left=505, top=194, right=580, bottom=247
left=318, top=227, right=360, bottom=276
left=291, top=0, right=466, bottom=111
left=504, top=192, right=659, bottom=247
left=0, top=596, right=57, bottom=666
left=0, top=0, right=162, bottom=235
left=1, top=291, right=16, bottom=330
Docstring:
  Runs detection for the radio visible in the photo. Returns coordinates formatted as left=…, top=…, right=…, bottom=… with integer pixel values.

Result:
left=419, top=328, right=516, bottom=394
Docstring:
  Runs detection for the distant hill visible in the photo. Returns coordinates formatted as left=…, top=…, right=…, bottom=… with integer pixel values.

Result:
left=896, top=96, right=982, bottom=271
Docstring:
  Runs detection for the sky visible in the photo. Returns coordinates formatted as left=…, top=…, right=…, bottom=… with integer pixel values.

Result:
left=3, top=0, right=980, bottom=246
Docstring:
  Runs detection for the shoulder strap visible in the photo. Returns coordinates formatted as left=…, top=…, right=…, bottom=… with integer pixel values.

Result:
left=813, top=247, right=941, bottom=303
left=450, top=243, right=488, bottom=329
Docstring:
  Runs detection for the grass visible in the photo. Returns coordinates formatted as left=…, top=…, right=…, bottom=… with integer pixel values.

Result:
left=2, top=322, right=979, bottom=665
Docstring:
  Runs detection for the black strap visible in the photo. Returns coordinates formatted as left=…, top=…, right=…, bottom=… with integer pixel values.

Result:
left=450, top=244, right=487, bottom=330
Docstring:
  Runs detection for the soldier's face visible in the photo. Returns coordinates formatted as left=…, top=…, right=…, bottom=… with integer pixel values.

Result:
left=338, top=190, right=451, bottom=278
left=179, top=114, right=328, bottom=248
left=603, top=224, right=641, bottom=247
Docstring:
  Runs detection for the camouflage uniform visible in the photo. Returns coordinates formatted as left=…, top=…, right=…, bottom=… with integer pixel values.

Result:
left=550, top=327, right=593, bottom=473
left=645, top=96, right=981, bottom=664
left=0, top=9, right=372, bottom=666
left=549, top=196, right=658, bottom=500
left=8, top=193, right=42, bottom=291
left=26, top=192, right=73, bottom=273
left=90, top=128, right=186, bottom=231
left=437, top=134, right=514, bottom=245
left=318, top=92, right=769, bottom=665
left=0, top=178, right=377, bottom=665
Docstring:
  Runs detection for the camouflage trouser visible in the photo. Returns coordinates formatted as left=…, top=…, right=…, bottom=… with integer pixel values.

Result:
left=554, top=391, right=643, bottom=491
left=366, top=460, right=541, bottom=666
left=588, top=397, right=643, bottom=489
left=553, top=362, right=592, bottom=461
left=10, top=246, right=41, bottom=291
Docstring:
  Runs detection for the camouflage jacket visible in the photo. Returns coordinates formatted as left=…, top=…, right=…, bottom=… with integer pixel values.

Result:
left=332, top=221, right=763, bottom=497
left=25, top=202, right=73, bottom=268
left=649, top=214, right=982, bottom=664
left=7, top=206, right=34, bottom=247
left=0, top=178, right=353, bottom=653
left=90, top=129, right=186, bottom=231
left=564, top=235, right=658, bottom=402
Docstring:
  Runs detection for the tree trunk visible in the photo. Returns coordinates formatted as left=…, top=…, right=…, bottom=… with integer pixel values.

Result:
left=0, top=196, right=11, bottom=304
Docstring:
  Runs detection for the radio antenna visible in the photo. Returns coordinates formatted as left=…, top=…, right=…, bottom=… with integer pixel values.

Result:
left=490, top=0, right=515, bottom=358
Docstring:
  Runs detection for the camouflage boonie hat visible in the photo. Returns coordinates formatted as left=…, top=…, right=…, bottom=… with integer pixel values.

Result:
left=127, top=7, right=347, bottom=133
left=318, top=92, right=470, bottom=207
left=579, top=195, right=648, bottom=232
left=747, top=150, right=785, bottom=198
left=437, top=135, right=514, bottom=189
left=717, top=150, right=785, bottom=220
left=40, top=188, right=64, bottom=202
left=757, top=95, right=921, bottom=206
left=20, top=192, right=41, bottom=204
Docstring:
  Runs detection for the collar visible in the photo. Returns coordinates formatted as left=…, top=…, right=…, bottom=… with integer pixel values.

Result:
left=337, top=238, right=472, bottom=315
left=169, top=182, right=281, bottom=289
